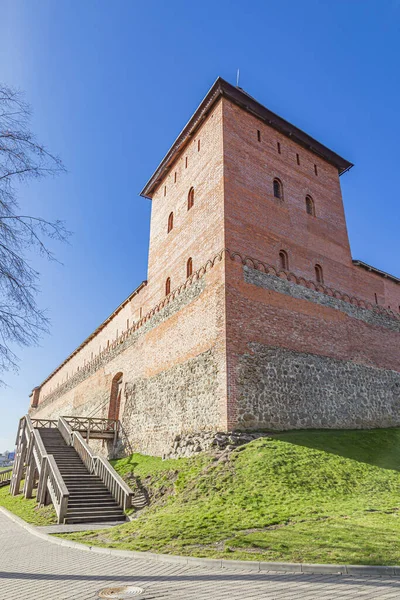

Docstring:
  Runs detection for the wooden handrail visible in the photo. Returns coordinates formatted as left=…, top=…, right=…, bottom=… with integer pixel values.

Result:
left=31, top=419, right=58, bottom=428
left=94, top=456, right=133, bottom=510
left=45, top=455, right=69, bottom=524
left=58, top=417, right=73, bottom=446
left=72, top=431, right=95, bottom=473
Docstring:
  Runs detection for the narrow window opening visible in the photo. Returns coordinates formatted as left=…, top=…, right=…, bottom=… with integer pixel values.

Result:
left=174, top=172, right=177, bottom=183
left=273, top=178, right=283, bottom=200
left=197, top=139, right=201, bottom=152
left=375, top=293, right=378, bottom=304
left=167, top=212, right=174, bottom=233
left=314, top=164, right=318, bottom=176
left=306, top=195, right=315, bottom=216
left=315, top=264, right=324, bottom=284
left=187, top=257, right=193, bottom=278
left=165, top=277, right=171, bottom=296
left=164, top=186, right=166, bottom=197
left=185, top=156, right=188, bottom=168
left=108, top=372, right=123, bottom=421
left=187, top=187, right=194, bottom=210
left=279, top=250, right=289, bottom=271
left=257, top=130, right=261, bottom=142
left=296, top=153, right=300, bottom=165
left=277, top=141, right=281, bottom=154
left=126, top=318, right=129, bottom=329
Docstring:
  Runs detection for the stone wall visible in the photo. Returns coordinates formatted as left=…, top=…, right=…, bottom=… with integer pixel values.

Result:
left=121, top=348, right=220, bottom=456
left=237, top=344, right=400, bottom=430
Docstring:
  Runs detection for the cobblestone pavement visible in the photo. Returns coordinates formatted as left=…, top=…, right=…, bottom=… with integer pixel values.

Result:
left=1, top=512, right=399, bottom=599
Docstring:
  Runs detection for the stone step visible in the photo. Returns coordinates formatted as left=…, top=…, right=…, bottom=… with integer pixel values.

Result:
left=68, top=494, right=115, bottom=500
left=66, top=508, right=125, bottom=516
left=68, top=498, right=120, bottom=511
left=64, top=514, right=126, bottom=524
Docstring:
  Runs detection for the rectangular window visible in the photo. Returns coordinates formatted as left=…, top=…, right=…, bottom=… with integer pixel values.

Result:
left=174, top=172, right=177, bottom=183
left=374, top=293, right=378, bottom=304
left=314, top=164, right=318, bottom=176
left=198, top=139, right=201, bottom=152
left=257, top=130, right=261, bottom=142
left=296, top=153, right=300, bottom=165
left=164, top=186, right=166, bottom=196
left=277, top=141, right=281, bottom=154
left=185, top=156, right=188, bottom=168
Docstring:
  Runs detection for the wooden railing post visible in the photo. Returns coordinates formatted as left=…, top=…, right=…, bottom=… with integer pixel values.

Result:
left=10, top=418, right=28, bottom=496
left=86, top=418, right=91, bottom=443
left=37, top=455, right=48, bottom=505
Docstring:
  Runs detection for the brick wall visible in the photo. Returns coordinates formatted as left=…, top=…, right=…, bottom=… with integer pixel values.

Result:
left=222, top=98, right=398, bottom=309
left=146, top=99, right=225, bottom=308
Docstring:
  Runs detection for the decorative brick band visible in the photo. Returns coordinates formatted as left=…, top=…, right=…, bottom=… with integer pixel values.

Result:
left=243, top=266, right=400, bottom=332
left=224, top=248, right=399, bottom=322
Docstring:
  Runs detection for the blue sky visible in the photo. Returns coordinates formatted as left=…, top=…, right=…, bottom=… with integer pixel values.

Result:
left=0, top=0, right=399, bottom=449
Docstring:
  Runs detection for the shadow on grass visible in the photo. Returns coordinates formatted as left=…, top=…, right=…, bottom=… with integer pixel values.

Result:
left=270, top=428, right=400, bottom=472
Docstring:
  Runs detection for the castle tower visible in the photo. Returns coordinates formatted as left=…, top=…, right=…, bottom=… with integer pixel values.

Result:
left=29, top=78, right=400, bottom=455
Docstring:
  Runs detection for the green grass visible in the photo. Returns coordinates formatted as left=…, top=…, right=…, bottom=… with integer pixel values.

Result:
left=61, top=429, right=400, bottom=565
left=0, top=483, right=57, bottom=526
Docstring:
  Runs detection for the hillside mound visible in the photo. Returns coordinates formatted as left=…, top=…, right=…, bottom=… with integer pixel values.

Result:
left=62, top=429, right=400, bottom=565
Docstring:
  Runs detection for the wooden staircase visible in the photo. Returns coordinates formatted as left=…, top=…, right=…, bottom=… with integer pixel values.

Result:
left=10, top=415, right=135, bottom=524
left=39, top=428, right=126, bottom=524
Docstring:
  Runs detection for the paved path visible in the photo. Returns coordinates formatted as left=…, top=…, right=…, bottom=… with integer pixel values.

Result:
left=1, top=512, right=399, bottom=599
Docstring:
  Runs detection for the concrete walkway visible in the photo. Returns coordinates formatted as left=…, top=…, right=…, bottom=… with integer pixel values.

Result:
left=0, top=511, right=399, bottom=599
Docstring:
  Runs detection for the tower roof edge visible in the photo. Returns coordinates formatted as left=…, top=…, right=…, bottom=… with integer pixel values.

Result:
left=140, top=76, right=353, bottom=199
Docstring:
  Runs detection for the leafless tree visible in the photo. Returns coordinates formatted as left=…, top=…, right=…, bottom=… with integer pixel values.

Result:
left=0, top=84, right=69, bottom=384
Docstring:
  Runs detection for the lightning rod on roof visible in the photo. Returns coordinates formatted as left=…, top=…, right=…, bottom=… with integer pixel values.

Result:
left=236, top=68, right=240, bottom=88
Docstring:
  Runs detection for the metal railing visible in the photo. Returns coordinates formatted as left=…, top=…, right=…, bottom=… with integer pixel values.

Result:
left=94, top=456, right=133, bottom=510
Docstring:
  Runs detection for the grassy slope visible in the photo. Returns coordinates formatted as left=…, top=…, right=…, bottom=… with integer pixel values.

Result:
left=0, top=484, right=57, bottom=526
left=61, top=429, right=399, bottom=564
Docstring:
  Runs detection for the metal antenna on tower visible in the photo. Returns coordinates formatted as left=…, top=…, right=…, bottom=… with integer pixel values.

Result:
left=236, top=68, right=240, bottom=88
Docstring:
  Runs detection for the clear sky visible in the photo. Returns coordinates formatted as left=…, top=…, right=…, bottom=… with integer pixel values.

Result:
left=0, top=0, right=399, bottom=450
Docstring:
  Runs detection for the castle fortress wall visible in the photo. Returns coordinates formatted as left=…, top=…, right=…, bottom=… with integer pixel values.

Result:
left=226, top=258, right=400, bottom=431
left=31, top=261, right=227, bottom=456
left=29, top=78, right=399, bottom=456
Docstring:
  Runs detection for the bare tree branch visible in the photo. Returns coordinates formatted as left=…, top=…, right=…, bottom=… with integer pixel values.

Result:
left=0, top=83, right=69, bottom=385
